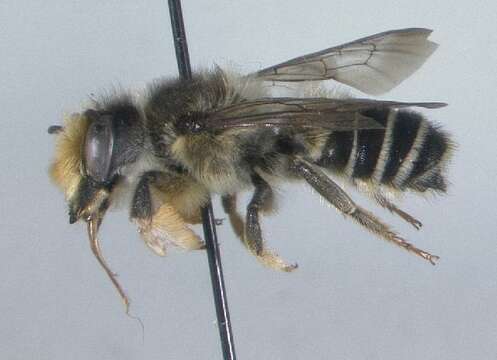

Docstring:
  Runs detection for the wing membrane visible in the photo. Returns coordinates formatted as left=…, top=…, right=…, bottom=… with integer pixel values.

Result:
left=255, top=28, right=438, bottom=95
left=198, top=97, right=446, bottom=132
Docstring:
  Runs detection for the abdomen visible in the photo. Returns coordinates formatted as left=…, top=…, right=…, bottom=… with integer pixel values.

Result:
left=315, top=108, right=453, bottom=193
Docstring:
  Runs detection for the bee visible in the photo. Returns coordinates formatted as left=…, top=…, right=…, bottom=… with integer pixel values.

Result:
left=48, top=28, right=453, bottom=311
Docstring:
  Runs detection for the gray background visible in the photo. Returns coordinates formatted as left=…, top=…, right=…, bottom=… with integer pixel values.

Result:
left=1, top=0, right=496, bottom=359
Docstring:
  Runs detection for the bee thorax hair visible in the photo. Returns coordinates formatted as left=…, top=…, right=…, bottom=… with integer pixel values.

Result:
left=144, top=69, right=269, bottom=194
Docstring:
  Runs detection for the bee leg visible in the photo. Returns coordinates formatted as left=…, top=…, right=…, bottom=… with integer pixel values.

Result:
left=292, top=157, right=439, bottom=265
left=245, top=174, right=298, bottom=272
left=130, top=173, right=203, bottom=255
left=130, top=173, right=167, bottom=256
left=130, top=173, right=205, bottom=256
left=373, top=193, right=423, bottom=230
left=221, top=194, right=245, bottom=240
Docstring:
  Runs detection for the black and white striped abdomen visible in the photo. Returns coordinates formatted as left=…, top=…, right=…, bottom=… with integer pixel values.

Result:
left=315, top=108, right=453, bottom=192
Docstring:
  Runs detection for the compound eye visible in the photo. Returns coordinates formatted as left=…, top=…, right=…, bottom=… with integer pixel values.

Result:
left=84, top=115, right=114, bottom=183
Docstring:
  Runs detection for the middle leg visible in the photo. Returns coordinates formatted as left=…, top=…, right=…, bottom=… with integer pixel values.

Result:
left=222, top=174, right=297, bottom=272
left=246, top=173, right=297, bottom=271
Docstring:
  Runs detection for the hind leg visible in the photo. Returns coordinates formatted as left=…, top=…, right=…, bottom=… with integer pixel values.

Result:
left=292, top=157, right=438, bottom=265
left=373, top=193, right=422, bottom=230
left=221, top=175, right=297, bottom=272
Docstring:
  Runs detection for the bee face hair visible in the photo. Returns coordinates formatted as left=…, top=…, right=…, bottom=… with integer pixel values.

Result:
left=49, top=112, right=90, bottom=202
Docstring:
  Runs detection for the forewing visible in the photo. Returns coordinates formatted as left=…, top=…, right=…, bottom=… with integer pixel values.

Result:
left=199, top=97, right=446, bottom=132
left=255, top=28, right=438, bottom=95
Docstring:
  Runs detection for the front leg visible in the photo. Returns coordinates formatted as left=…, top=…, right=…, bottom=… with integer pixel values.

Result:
left=131, top=172, right=204, bottom=255
left=131, top=173, right=166, bottom=255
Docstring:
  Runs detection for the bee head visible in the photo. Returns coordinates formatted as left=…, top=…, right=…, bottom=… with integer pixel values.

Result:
left=49, top=99, right=145, bottom=224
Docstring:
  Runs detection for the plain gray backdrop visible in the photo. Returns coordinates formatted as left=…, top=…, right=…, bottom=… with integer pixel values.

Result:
left=1, top=0, right=496, bottom=359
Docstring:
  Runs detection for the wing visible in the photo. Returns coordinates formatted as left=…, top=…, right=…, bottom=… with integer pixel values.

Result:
left=190, top=97, right=446, bottom=132
left=254, top=28, right=438, bottom=95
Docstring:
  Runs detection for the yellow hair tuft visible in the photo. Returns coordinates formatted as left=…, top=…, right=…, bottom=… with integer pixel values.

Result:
left=49, top=113, right=90, bottom=200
